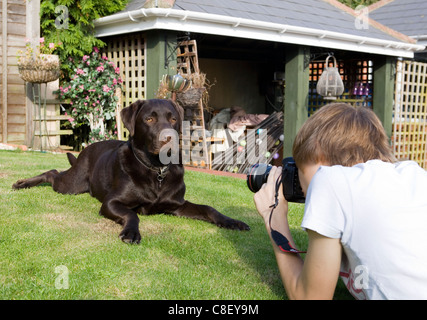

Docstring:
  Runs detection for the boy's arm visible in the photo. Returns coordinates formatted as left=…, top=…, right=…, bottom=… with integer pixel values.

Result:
left=254, top=167, right=341, bottom=300
left=276, top=229, right=341, bottom=300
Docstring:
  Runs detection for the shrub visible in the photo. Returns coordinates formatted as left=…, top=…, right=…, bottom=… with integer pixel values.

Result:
left=57, top=48, right=122, bottom=144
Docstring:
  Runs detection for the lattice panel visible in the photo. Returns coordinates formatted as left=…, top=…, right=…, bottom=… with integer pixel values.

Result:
left=309, top=59, right=373, bottom=116
left=104, top=34, right=145, bottom=140
left=393, top=60, right=427, bottom=169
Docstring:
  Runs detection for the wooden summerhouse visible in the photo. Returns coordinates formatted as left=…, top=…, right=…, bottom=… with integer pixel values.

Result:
left=94, top=0, right=425, bottom=169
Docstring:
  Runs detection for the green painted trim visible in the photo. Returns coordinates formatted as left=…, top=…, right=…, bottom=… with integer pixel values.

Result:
left=283, top=46, right=310, bottom=158
left=373, top=56, right=395, bottom=139
left=145, top=30, right=178, bottom=99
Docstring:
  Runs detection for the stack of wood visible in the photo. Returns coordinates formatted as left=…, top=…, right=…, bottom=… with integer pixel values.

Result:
left=211, top=112, right=284, bottom=174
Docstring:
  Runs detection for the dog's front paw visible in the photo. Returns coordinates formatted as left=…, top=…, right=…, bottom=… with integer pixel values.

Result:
left=12, top=179, right=30, bottom=190
left=217, top=218, right=250, bottom=231
left=119, top=227, right=141, bottom=244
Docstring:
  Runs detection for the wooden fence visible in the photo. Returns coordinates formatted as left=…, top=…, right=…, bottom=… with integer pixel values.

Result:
left=392, top=60, right=427, bottom=169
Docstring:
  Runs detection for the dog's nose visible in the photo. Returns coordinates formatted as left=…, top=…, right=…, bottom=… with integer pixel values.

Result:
left=159, top=128, right=178, bottom=143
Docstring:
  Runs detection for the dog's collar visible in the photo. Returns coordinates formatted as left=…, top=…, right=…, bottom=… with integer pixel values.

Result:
left=130, top=143, right=170, bottom=188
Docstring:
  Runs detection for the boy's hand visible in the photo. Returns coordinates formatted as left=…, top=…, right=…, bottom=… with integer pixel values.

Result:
left=253, top=166, right=288, bottom=226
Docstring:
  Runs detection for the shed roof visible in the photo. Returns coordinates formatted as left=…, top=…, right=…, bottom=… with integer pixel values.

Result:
left=94, top=0, right=425, bottom=58
left=369, top=0, right=427, bottom=45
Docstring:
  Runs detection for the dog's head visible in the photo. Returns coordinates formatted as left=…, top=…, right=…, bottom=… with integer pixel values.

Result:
left=121, top=99, right=184, bottom=155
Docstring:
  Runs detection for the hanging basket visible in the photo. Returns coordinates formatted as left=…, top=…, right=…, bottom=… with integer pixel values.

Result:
left=176, top=87, right=205, bottom=107
left=316, top=55, right=344, bottom=100
left=18, top=54, right=60, bottom=83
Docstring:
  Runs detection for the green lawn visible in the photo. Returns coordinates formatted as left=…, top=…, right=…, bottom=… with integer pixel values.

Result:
left=0, top=150, right=353, bottom=300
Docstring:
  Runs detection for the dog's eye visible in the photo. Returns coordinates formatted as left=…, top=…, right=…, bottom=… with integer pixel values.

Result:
left=145, top=117, right=154, bottom=123
left=171, top=117, right=177, bottom=124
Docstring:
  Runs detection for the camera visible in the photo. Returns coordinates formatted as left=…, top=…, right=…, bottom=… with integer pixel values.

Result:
left=247, top=157, right=305, bottom=203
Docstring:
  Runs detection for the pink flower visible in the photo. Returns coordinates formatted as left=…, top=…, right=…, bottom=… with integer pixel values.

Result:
left=39, top=37, right=45, bottom=43
left=114, top=67, right=120, bottom=74
left=96, top=66, right=104, bottom=72
left=82, top=55, right=90, bottom=61
left=49, top=43, right=55, bottom=49
left=93, top=47, right=99, bottom=53
left=76, top=69, right=84, bottom=75
left=102, top=85, right=110, bottom=93
left=113, top=78, right=117, bottom=85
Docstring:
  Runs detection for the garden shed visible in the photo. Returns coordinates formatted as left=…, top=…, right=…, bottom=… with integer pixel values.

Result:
left=94, top=0, right=425, bottom=169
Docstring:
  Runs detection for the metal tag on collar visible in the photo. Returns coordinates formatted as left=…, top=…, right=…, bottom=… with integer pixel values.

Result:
left=157, top=166, right=169, bottom=187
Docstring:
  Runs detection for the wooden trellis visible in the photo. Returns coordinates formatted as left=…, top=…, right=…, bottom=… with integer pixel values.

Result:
left=103, top=34, right=146, bottom=140
left=393, top=60, right=427, bottom=169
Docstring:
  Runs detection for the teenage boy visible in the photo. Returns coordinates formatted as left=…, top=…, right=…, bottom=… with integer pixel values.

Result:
left=254, top=103, right=427, bottom=300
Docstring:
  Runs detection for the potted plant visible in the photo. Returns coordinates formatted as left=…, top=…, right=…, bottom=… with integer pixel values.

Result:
left=17, top=38, right=61, bottom=83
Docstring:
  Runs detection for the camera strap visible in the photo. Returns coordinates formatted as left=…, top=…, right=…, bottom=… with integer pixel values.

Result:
left=269, top=174, right=306, bottom=254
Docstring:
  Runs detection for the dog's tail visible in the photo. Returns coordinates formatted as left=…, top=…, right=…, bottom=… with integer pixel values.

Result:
left=66, top=152, right=77, bottom=166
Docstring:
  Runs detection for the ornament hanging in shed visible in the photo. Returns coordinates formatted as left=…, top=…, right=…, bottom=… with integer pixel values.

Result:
left=316, top=55, right=344, bottom=100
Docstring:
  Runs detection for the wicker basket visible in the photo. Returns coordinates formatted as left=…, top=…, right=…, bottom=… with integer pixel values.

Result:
left=176, top=88, right=205, bottom=107
left=18, top=54, right=60, bottom=83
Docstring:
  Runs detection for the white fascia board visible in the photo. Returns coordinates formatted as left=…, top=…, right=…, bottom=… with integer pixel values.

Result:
left=94, top=8, right=425, bottom=58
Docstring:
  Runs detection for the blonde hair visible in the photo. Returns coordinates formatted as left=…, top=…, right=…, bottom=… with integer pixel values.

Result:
left=292, top=103, right=396, bottom=167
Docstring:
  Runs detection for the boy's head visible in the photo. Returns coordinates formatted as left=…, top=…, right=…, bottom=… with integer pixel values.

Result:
left=292, top=103, right=396, bottom=168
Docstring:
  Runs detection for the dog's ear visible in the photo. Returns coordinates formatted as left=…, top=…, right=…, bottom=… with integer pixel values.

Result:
left=168, top=99, right=184, bottom=122
left=121, top=100, right=145, bottom=136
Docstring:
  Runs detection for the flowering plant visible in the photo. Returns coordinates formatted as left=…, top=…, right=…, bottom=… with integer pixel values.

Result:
left=17, top=37, right=62, bottom=71
left=38, top=37, right=61, bottom=54
left=58, top=47, right=123, bottom=144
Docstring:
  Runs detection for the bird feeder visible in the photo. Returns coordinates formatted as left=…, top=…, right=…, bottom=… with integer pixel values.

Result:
left=316, top=55, right=344, bottom=100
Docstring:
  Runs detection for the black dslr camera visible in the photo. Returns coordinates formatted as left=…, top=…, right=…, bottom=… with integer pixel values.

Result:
left=247, top=157, right=305, bottom=203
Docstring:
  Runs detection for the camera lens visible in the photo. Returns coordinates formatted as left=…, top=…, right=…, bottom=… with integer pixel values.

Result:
left=247, top=164, right=272, bottom=193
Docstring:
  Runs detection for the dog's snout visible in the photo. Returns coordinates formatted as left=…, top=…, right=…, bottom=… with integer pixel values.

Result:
left=159, top=128, right=178, bottom=143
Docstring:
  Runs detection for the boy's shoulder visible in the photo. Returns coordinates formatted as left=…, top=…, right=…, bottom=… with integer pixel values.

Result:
left=315, top=160, right=426, bottom=190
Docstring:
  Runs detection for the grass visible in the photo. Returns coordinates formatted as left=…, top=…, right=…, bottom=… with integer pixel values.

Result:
left=0, top=150, right=353, bottom=300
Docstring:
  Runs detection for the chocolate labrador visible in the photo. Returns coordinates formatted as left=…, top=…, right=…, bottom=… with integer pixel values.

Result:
left=13, top=99, right=249, bottom=243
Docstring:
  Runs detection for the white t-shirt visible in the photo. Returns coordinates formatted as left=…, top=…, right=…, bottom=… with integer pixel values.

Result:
left=301, top=160, right=427, bottom=300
